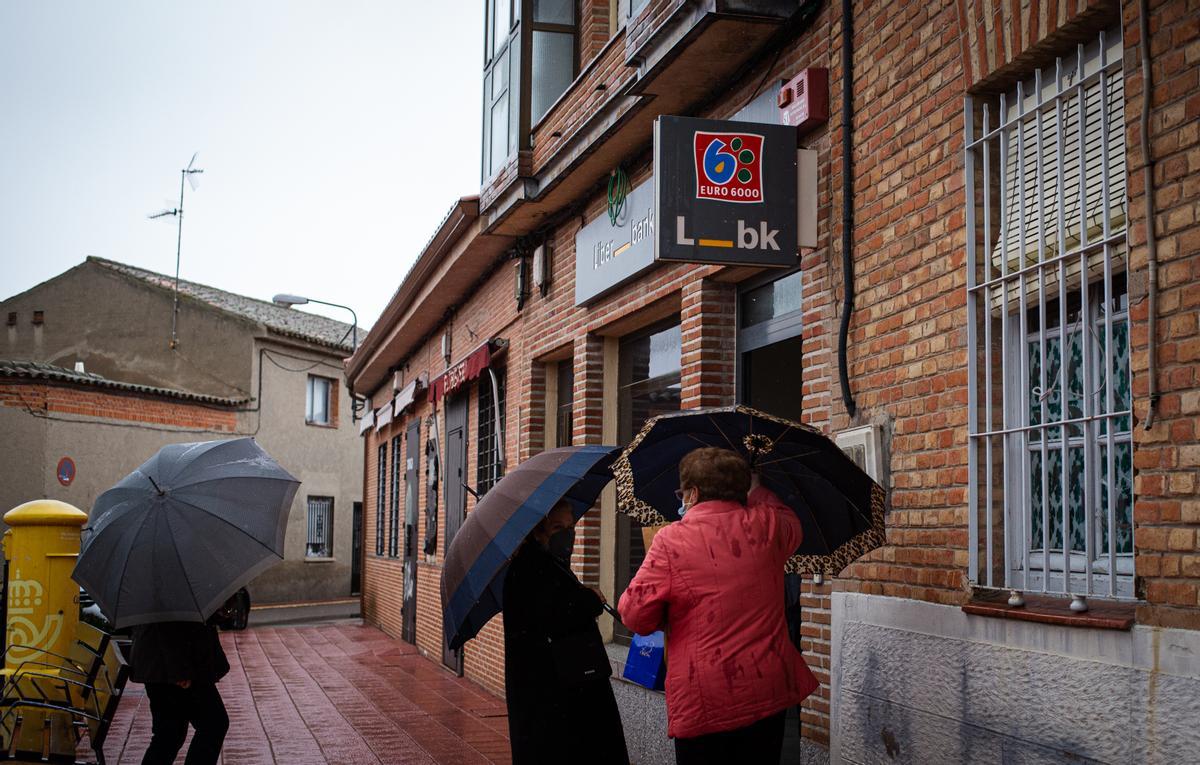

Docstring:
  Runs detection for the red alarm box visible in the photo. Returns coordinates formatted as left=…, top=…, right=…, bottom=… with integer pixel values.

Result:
left=778, top=68, right=829, bottom=136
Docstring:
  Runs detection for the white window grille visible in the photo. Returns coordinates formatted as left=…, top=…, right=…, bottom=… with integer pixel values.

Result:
left=306, top=376, right=332, bottom=425
left=478, top=369, right=506, bottom=495
left=306, top=496, right=334, bottom=558
left=389, top=435, right=402, bottom=558
left=965, top=27, right=1133, bottom=602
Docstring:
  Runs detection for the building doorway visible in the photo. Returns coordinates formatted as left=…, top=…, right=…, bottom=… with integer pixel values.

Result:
left=441, top=394, right=468, bottom=675
left=403, top=419, right=420, bottom=644
left=737, top=269, right=803, bottom=421
left=738, top=268, right=805, bottom=755
left=615, top=320, right=682, bottom=643
left=350, top=502, right=363, bottom=595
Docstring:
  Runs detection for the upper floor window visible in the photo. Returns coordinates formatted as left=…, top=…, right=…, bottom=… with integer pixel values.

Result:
left=966, top=27, right=1132, bottom=601
left=306, top=375, right=334, bottom=425
left=482, top=0, right=578, bottom=179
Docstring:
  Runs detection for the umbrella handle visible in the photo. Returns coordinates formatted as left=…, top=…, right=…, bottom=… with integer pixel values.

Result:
left=602, top=602, right=621, bottom=623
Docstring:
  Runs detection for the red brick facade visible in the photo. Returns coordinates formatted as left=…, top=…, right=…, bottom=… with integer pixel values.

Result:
left=353, top=0, right=1200, bottom=749
left=0, top=382, right=238, bottom=432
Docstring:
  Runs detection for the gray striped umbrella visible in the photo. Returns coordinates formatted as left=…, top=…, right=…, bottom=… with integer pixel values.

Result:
left=441, top=445, right=619, bottom=650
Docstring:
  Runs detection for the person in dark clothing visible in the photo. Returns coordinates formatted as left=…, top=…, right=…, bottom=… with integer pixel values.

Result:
left=129, top=615, right=231, bottom=765
left=502, top=502, right=629, bottom=765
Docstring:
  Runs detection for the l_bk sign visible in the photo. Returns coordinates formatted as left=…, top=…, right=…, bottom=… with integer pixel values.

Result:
left=654, top=115, right=798, bottom=267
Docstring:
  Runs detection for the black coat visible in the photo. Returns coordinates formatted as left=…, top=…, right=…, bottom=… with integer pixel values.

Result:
left=502, top=541, right=628, bottom=764
left=129, top=621, right=230, bottom=686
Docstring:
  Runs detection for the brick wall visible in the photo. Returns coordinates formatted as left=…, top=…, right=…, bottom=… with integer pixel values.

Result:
left=0, top=381, right=238, bottom=432
left=357, top=0, right=1200, bottom=746
left=1124, top=0, right=1200, bottom=629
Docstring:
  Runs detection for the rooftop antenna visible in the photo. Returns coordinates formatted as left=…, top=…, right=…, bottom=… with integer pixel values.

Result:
left=147, top=152, right=204, bottom=349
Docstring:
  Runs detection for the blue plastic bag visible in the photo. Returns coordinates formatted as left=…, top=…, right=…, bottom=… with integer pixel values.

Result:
left=622, top=630, right=666, bottom=690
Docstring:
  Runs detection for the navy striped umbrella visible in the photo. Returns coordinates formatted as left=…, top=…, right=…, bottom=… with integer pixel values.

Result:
left=441, top=444, right=619, bottom=650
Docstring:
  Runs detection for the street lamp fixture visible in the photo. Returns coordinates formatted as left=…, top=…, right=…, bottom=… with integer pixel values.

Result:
left=272, top=294, right=359, bottom=349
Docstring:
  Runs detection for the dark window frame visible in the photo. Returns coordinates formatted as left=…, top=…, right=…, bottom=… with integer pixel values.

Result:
left=389, top=434, right=402, bottom=558
left=306, top=495, right=334, bottom=559
left=375, top=443, right=386, bottom=557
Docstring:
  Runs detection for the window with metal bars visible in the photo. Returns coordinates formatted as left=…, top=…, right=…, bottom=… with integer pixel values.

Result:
left=965, top=27, right=1133, bottom=602
left=376, top=443, right=386, bottom=556
left=477, top=370, right=506, bottom=495
left=389, top=435, right=402, bottom=558
left=306, top=496, right=334, bottom=558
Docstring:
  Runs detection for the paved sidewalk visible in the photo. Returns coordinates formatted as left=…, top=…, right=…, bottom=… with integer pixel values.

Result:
left=104, top=623, right=512, bottom=764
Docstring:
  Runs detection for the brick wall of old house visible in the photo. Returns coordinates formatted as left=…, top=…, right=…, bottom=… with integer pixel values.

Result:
left=0, top=382, right=238, bottom=431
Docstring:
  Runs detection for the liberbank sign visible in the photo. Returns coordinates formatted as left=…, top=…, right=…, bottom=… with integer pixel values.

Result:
left=574, top=116, right=797, bottom=306
left=655, top=116, right=797, bottom=266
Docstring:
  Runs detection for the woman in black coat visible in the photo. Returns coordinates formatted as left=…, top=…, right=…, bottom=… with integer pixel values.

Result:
left=503, top=502, right=629, bottom=764
left=129, top=615, right=231, bottom=765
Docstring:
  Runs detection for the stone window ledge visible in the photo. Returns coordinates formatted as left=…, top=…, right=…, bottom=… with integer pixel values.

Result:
left=963, top=591, right=1135, bottom=630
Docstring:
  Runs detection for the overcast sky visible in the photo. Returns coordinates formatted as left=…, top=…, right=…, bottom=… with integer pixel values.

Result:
left=1, top=1, right=483, bottom=329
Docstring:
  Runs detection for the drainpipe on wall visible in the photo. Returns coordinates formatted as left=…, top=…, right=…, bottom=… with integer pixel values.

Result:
left=838, top=0, right=858, bottom=418
left=1139, top=0, right=1160, bottom=429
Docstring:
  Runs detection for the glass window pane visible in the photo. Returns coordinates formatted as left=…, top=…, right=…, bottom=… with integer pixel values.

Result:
left=556, top=360, right=574, bottom=447
left=493, top=0, right=511, bottom=57
left=489, top=92, right=509, bottom=175
left=741, top=271, right=802, bottom=326
left=492, top=51, right=508, bottom=100
left=648, top=324, right=682, bottom=379
left=534, top=0, right=574, bottom=24
left=630, top=0, right=651, bottom=19
left=531, top=31, right=574, bottom=124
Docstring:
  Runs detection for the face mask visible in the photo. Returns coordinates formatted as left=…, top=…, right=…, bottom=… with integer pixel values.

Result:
left=677, top=501, right=688, bottom=519
left=548, top=527, right=575, bottom=562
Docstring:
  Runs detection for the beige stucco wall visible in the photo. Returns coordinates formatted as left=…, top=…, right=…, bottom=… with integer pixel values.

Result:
left=247, top=338, right=361, bottom=603
left=2, top=262, right=254, bottom=398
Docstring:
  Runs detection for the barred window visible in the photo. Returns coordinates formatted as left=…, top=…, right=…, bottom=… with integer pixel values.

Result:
left=376, top=443, right=386, bottom=556
left=306, top=496, right=333, bottom=558
left=389, top=435, right=402, bottom=558
left=966, top=27, right=1133, bottom=602
left=478, top=370, right=506, bottom=495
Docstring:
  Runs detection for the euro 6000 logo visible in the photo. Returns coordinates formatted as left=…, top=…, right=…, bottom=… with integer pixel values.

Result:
left=693, top=131, right=765, bottom=203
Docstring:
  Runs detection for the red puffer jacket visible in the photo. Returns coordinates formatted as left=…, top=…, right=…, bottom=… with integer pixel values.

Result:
left=618, top=486, right=818, bottom=740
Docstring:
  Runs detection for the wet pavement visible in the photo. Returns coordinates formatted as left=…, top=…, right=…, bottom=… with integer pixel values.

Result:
left=104, top=622, right=512, bottom=764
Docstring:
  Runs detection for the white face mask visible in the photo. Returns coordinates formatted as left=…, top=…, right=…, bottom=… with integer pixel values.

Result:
left=678, top=500, right=688, bottom=519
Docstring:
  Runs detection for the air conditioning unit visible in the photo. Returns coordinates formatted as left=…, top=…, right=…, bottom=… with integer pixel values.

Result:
left=835, top=424, right=885, bottom=483
left=778, top=68, right=829, bottom=135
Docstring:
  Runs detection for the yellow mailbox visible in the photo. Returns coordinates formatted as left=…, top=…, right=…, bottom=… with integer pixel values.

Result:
left=3, top=500, right=88, bottom=671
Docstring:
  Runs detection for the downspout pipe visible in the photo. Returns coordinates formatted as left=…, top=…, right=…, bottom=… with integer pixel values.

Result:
left=1140, top=0, right=1159, bottom=429
left=838, top=0, right=857, bottom=418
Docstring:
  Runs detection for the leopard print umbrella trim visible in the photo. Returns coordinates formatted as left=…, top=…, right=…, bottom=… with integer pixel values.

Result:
left=613, top=405, right=887, bottom=575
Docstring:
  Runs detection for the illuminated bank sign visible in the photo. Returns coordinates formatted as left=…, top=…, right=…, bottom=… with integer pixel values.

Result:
left=574, top=179, right=656, bottom=305
left=656, top=116, right=797, bottom=267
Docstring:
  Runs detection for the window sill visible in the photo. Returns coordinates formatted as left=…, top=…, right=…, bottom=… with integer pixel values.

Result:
left=305, top=420, right=338, bottom=429
left=304, top=556, right=336, bottom=563
left=962, top=591, right=1135, bottom=630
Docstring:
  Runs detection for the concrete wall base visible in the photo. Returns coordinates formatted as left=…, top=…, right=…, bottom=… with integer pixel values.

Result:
left=830, top=592, right=1200, bottom=764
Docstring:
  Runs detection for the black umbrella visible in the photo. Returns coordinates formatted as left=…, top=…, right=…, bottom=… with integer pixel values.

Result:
left=612, top=405, right=885, bottom=575
left=72, top=438, right=299, bottom=628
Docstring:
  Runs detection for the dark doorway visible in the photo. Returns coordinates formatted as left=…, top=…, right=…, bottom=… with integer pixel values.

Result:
left=614, top=320, right=682, bottom=643
left=350, top=502, right=363, bottom=595
left=441, top=394, right=469, bottom=674
left=737, top=269, right=803, bottom=421
left=402, top=419, right=420, bottom=644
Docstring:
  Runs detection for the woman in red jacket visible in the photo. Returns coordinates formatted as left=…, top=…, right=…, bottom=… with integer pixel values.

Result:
left=618, top=447, right=818, bottom=764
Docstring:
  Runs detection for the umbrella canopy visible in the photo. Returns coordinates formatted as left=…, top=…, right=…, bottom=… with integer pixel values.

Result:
left=441, top=444, right=619, bottom=650
left=72, top=438, right=299, bottom=628
left=612, top=405, right=885, bottom=575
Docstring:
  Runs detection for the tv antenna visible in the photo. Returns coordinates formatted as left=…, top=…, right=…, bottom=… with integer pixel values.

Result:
left=147, top=152, right=204, bottom=349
